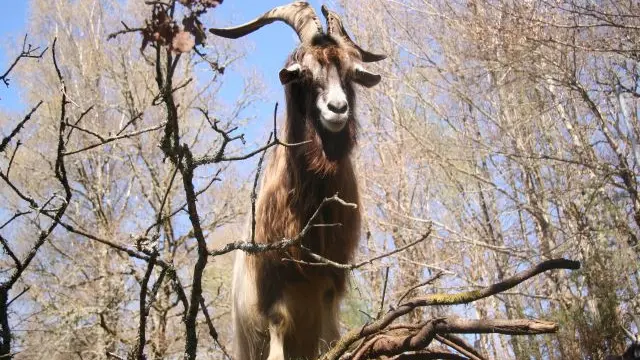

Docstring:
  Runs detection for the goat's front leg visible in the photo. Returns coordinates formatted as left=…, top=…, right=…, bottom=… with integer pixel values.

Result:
left=267, top=310, right=286, bottom=360
left=319, top=289, right=341, bottom=353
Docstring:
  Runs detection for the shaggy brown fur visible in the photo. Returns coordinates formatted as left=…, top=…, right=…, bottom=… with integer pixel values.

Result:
left=253, top=42, right=362, bottom=316
left=232, top=38, right=369, bottom=360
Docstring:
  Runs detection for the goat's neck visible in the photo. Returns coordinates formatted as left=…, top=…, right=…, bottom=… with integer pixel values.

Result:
left=283, top=145, right=358, bottom=217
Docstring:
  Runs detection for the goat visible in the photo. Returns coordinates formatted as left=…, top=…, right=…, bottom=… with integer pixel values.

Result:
left=606, top=314, right=640, bottom=360
left=209, top=2, right=385, bottom=359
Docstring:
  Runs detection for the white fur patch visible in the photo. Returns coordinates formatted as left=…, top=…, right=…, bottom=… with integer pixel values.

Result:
left=316, top=65, right=349, bottom=132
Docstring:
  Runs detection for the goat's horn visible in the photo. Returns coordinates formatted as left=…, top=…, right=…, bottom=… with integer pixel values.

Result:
left=321, top=5, right=386, bottom=62
left=209, top=2, right=323, bottom=44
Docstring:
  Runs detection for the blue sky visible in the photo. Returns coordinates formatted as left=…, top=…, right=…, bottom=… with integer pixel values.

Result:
left=0, top=2, right=29, bottom=109
left=0, top=0, right=339, bottom=193
left=212, top=0, right=329, bottom=140
left=0, top=0, right=330, bottom=119
left=215, top=1, right=329, bottom=86
left=0, top=0, right=334, bottom=221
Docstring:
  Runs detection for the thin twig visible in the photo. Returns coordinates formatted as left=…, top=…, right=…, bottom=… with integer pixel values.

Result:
left=106, top=352, right=126, bottom=360
left=193, top=102, right=311, bottom=166
left=107, top=23, right=145, bottom=41
left=65, top=105, right=95, bottom=142
left=209, top=194, right=357, bottom=257
left=151, top=78, right=192, bottom=106
left=0, top=211, right=31, bottom=230
left=200, top=296, right=232, bottom=359
left=49, top=217, right=168, bottom=266
left=6, top=287, right=30, bottom=308
left=0, top=34, right=48, bottom=87
left=284, top=229, right=432, bottom=270
left=6, top=141, right=21, bottom=178
left=0, top=101, right=42, bottom=153
left=155, top=164, right=180, bottom=234
left=0, top=234, right=21, bottom=270
left=64, top=122, right=166, bottom=156
left=145, top=267, right=167, bottom=315
left=144, top=169, right=221, bottom=236
left=116, top=112, right=144, bottom=136
left=64, top=122, right=104, bottom=141
left=397, top=272, right=444, bottom=306
left=193, top=47, right=225, bottom=74
left=0, top=171, right=38, bottom=208
left=251, top=132, right=273, bottom=244
left=377, top=267, right=390, bottom=318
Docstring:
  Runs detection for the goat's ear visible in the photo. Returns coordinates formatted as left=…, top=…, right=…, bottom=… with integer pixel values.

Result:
left=353, top=64, right=381, bottom=88
left=279, top=63, right=303, bottom=85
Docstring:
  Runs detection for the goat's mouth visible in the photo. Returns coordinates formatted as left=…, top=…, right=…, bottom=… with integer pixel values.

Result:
left=318, top=112, right=348, bottom=132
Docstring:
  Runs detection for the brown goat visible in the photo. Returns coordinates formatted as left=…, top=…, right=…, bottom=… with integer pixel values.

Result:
left=210, top=2, right=385, bottom=359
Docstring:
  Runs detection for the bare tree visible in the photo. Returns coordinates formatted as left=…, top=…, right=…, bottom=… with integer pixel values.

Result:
left=0, top=35, right=54, bottom=360
left=337, top=0, right=640, bottom=358
left=2, top=1, right=254, bottom=359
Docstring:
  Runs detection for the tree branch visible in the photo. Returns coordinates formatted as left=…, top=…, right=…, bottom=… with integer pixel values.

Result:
left=134, top=252, right=157, bottom=360
left=354, top=317, right=558, bottom=360
left=435, top=334, right=486, bottom=360
left=200, top=296, right=231, bottom=359
left=64, top=122, right=166, bottom=156
left=208, top=194, right=357, bottom=257
left=322, top=258, right=580, bottom=360
left=193, top=102, right=311, bottom=166
left=0, top=37, right=71, bottom=360
left=0, top=34, right=48, bottom=87
left=283, top=229, right=432, bottom=270
left=0, top=101, right=42, bottom=154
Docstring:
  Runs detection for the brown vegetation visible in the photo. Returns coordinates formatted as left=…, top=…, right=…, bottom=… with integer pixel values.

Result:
left=0, top=0, right=637, bottom=359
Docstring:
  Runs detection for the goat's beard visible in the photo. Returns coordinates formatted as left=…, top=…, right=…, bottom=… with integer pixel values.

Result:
left=302, top=114, right=356, bottom=176
left=284, top=80, right=357, bottom=177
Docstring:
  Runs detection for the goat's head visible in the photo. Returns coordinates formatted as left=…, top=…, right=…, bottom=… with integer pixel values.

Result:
left=209, top=2, right=384, bottom=134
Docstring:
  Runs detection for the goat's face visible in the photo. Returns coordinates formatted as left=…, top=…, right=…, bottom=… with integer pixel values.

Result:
left=279, top=44, right=381, bottom=133
left=209, top=2, right=385, bottom=133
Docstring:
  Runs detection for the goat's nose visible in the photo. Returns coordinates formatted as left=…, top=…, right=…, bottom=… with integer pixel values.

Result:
left=327, top=100, right=348, bottom=114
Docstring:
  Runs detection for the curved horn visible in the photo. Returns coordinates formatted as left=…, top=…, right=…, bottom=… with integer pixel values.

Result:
left=209, top=2, right=322, bottom=44
left=321, top=5, right=386, bottom=62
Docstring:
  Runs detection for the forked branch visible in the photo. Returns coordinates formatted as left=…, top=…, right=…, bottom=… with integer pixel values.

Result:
left=352, top=318, right=557, bottom=360
left=209, top=193, right=357, bottom=256
left=322, top=258, right=581, bottom=360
